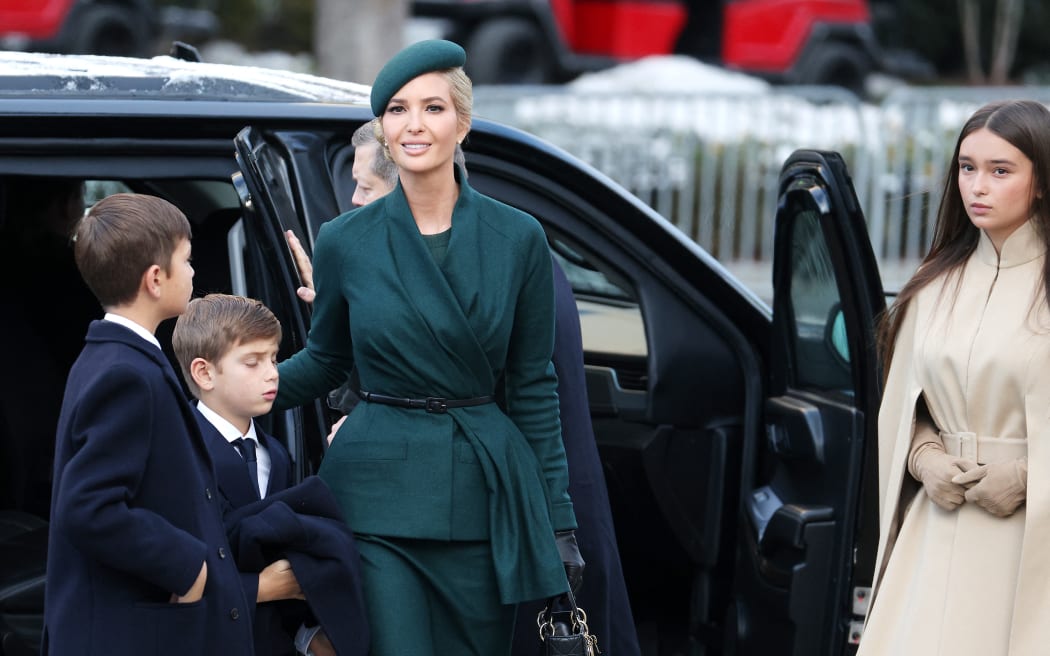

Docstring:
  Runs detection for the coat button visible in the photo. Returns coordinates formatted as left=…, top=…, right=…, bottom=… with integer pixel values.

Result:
left=230, top=608, right=239, bottom=620
left=205, top=488, right=213, bottom=500
left=218, top=547, right=226, bottom=559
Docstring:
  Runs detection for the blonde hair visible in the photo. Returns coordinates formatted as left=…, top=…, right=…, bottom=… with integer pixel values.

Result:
left=376, top=67, right=473, bottom=160
left=445, top=67, right=473, bottom=134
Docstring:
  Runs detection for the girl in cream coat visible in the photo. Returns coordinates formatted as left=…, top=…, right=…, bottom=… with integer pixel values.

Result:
left=860, top=100, right=1050, bottom=655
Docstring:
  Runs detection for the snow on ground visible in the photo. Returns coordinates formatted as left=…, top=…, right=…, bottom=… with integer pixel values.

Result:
left=492, top=55, right=886, bottom=150
left=569, top=55, right=771, bottom=95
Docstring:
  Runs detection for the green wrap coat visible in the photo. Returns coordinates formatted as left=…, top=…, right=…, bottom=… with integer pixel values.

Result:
left=276, top=172, right=576, bottom=604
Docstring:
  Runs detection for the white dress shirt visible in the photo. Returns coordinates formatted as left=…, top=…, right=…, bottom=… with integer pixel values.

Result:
left=196, top=401, right=271, bottom=498
left=103, top=312, right=161, bottom=350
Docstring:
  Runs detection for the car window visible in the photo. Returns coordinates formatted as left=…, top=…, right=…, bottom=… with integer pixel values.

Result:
left=786, top=205, right=852, bottom=391
left=84, top=179, right=132, bottom=203
left=548, top=236, right=648, bottom=402
left=550, top=238, right=647, bottom=361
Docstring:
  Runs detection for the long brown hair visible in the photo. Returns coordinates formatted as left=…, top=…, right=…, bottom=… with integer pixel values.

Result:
left=876, top=99, right=1050, bottom=372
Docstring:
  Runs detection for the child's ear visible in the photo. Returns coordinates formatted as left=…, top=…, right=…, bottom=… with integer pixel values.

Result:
left=189, top=357, right=215, bottom=392
left=142, top=264, right=164, bottom=299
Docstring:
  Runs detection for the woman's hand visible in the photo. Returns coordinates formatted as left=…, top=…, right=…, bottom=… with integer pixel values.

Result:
left=953, top=458, right=1027, bottom=517
left=913, top=444, right=971, bottom=511
left=555, top=530, right=585, bottom=594
left=285, top=230, right=316, bottom=303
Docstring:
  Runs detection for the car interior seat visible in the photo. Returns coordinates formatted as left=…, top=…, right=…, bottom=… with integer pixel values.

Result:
left=0, top=178, right=49, bottom=655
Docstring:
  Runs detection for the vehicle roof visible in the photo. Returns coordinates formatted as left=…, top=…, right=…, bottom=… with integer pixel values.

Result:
left=0, top=50, right=372, bottom=104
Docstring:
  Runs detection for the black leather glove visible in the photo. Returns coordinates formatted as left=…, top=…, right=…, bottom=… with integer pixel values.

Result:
left=555, top=530, right=585, bottom=594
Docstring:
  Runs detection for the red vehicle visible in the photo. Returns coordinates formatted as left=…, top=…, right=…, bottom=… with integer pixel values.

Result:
left=0, top=0, right=214, bottom=58
left=413, top=0, right=929, bottom=92
left=0, top=0, right=157, bottom=57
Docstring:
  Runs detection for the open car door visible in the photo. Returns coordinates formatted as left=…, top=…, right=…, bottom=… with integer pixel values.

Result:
left=232, top=125, right=336, bottom=478
left=730, top=150, right=886, bottom=655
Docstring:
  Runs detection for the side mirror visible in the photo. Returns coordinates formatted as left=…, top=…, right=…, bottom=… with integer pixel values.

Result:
left=824, top=303, right=850, bottom=368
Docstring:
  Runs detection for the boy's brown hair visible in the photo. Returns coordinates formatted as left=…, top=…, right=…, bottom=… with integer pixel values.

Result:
left=172, top=293, right=282, bottom=398
left=74, top=193, right=192, bottom=308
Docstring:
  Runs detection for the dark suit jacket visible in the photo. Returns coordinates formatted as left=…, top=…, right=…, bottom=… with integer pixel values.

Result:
left=43, top=320, right=254, bottom=656
left=198, top=411, right=291, bottom=508
left=196, top=409, right=296, bottom=656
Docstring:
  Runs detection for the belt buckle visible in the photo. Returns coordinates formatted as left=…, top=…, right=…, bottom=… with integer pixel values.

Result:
left=958, top=432, right=977, bottom=461
left=424, top=397, right=448, bottom=413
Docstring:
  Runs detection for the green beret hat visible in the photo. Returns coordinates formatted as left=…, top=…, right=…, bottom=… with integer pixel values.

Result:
left=370, top=39, right=467, bottom=116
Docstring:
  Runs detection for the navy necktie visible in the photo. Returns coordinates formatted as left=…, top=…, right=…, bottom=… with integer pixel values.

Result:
left=233, top=437, right=261, bottom=498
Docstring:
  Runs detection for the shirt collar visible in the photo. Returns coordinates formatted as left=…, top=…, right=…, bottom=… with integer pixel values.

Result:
left=103, top=312, right=161, bottom=349
left=197, top=401, right=257, bottom=444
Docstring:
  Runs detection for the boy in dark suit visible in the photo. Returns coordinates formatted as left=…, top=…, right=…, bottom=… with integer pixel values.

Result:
left=173, top=293, right=335, bottom=656
left=44, top=193, right=299, bottom=655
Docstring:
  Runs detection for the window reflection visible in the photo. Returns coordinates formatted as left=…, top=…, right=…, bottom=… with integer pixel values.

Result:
left=788, top=206, right=851, bottom=390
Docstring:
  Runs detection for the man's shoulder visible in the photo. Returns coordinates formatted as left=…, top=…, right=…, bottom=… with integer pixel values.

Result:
left=322, top=202, right=384, bottom=236
left=468, top=190, right=543, bottom=242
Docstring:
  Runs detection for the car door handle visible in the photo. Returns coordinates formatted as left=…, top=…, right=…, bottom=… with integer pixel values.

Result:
left=757, top=504, right=834, bottom=588
left=761, top=504, right=833, bottom=551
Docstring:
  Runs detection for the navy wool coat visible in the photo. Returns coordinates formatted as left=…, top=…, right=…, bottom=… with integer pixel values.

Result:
left=223, top=476, right=370, bottom=656
left=43, top=321, right=254, bottom=656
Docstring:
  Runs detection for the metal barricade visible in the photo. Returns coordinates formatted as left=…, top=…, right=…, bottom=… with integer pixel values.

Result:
left=474, top=84, right=1050, bottom=298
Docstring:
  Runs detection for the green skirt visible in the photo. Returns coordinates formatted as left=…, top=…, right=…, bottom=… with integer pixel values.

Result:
left=356, top=535, right=519, bottom=656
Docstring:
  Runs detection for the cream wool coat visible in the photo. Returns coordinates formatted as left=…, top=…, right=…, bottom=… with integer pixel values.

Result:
left=860, top=220, right=1050, bottom=656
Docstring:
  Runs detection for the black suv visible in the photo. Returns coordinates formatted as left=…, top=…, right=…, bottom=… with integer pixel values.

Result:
left=0, top=50, right=886, bottom=656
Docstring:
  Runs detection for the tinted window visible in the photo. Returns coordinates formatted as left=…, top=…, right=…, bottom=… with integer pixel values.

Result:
left=786, top=204, right=851, bottom=391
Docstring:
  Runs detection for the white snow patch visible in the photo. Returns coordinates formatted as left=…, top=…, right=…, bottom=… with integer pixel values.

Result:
left=569, top=55, right=771, bottom=95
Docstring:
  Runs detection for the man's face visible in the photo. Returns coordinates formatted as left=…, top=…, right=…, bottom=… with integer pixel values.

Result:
left=351, top=144, right=395, bottom=207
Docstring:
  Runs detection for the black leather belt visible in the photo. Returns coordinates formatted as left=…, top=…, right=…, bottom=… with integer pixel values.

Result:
left=359, top=391, right=495, bottom=414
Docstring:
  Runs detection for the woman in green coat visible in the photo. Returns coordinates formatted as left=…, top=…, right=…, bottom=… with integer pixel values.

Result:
left=274, top=40, right=582, bottom=655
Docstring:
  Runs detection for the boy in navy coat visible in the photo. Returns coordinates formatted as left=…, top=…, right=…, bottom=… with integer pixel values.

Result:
left=43, top=194, right=299, bottom=656
left=173, top=293, right=336, bottom=656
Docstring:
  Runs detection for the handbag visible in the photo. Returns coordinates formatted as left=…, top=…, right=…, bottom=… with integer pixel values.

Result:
left=537, top=589, right=601, bottom=656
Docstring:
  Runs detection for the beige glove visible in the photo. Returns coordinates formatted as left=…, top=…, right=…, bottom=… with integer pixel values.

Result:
left=911, top=442, right=972, bottom=511
left=953, top=458, right=1028, bottom=518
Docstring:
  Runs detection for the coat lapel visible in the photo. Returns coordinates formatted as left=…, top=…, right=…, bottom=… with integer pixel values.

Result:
left=375, top=174, right=496, bottom=395
left=194, top=409, right=259, bottom=507
left=259, top=429, right=290, bottom=497
left=87, top=321, right=216, bottom=480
